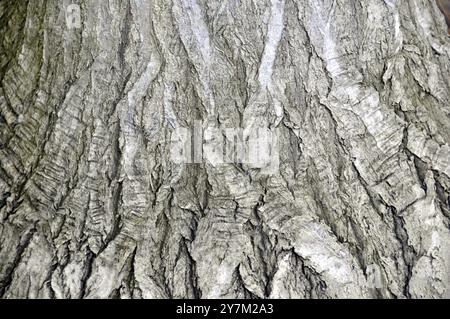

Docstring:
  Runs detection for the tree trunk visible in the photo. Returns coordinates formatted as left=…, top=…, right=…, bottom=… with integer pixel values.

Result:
left=1, top=0, right=450, bottom=299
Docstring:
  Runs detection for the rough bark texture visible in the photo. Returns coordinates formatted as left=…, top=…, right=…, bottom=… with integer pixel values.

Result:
left=1, top=0, right=450, bottom=299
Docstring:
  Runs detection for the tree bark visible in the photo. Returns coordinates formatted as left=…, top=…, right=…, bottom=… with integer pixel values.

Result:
left=0, top=0, right=450, bottom=299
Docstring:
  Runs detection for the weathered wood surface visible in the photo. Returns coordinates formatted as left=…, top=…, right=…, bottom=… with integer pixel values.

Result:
left=0, top=0, right=449, bottom=298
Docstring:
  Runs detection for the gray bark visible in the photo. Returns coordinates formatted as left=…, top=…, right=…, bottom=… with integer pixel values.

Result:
left=1, top=0, right=450, bottom=299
